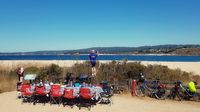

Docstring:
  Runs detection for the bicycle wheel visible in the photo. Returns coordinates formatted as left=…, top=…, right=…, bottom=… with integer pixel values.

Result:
left=154, top=92, right=166, bottom=100
left=152, top=88, right=166, bottom=100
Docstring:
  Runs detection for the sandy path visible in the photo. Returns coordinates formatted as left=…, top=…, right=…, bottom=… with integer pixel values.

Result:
left=0, top=91, right=199, bottom=112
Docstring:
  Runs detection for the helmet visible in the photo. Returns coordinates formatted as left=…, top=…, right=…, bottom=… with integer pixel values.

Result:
left=139, top=73, right=144, bottom=76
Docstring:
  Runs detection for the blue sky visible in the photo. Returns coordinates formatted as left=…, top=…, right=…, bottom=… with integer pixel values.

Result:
left=0, top=0, right=200, bottom=52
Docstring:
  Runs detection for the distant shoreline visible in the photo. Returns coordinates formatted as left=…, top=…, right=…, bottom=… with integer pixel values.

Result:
left=0, top=53, right=175, bottom=56
left=0, top=54, right=200, bottom=62
left=0, top=53, right=197, bottom=57
left=0, top=44, right=200, bottom=56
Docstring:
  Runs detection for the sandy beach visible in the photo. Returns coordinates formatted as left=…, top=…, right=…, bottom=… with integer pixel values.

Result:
left=0, top=91, right=199, bottom=112
left=141, top=61, right=200, bottom=75
left=0, top=60, right=200, bottom=75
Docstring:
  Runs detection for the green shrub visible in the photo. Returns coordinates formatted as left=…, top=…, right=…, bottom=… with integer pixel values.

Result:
left=0, top=61, right=198, bottom=93
left=24, top=64, right=63, bottom=81
left=70, top=61, right=91, bottom=77
left=41, top=64, right=63, bottom=81
left=69, top=61, right=195, bottom=83
left=25, top=66, right=40, bottom=74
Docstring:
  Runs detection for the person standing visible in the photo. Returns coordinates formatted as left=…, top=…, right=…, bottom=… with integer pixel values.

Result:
left=89, top=50, right=99, bottom=76
left=16, top=66, right=24, bottom=82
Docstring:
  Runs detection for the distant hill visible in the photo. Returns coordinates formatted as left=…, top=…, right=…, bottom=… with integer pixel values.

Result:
left=0, top=44, right=200, bottom=56
left=172, top=48, right=200, bottom=56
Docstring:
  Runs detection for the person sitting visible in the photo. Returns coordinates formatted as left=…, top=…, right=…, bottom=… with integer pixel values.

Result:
left=81, top=81, right=87, bottom=88
left=74, top=81, right=81, bottom=87
left=44, top=80, right=50, bottom=91
left=65, top=73, right=72, bottom=84
left=30, top=81, right=36, bottom=91
left=63, top=79, right=68, bottom=85
left=55, top=79, right=61, bottom=85
left=188, top=81, right=197, bottom=95
left=37, top=80, right=44, bottom=87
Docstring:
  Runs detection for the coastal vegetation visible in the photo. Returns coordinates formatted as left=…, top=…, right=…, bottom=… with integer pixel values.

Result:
left=1, top=61, right=200, bottom=93
left=172, top=48, right=200, bottom=56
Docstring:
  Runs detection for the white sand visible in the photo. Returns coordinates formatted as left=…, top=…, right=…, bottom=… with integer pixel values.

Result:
left=0, top=91, right=199, bottom=112
left=141, top=61, right=200, bottom=75
left=0, top=60, right=200, bottom=75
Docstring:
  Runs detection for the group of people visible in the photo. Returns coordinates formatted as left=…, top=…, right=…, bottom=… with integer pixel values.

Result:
left=26, top=78, right=96, bottom=93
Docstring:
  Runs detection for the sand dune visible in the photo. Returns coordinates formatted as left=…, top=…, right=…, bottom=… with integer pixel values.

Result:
left=0, top=91, right=199, bottom=112
left=141, top=61, right=200, bottom=75
left=0, top=60, right=200, bottom=75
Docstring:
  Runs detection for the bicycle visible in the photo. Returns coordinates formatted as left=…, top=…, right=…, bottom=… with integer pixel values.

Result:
left=135, top=80, right=151, bottom=97
left=169, top=81, right=199, bottom=101
left=148, top=80, right=167, bottom=100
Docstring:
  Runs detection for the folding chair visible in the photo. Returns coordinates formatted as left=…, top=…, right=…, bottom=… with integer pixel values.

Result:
left=62, top=88, right=77, bottom=108
left=21, top=83, right=34, bottom=103
left=50, top=84, right=63, bottom=105
left=33, top=85, right=48, bottom=105
left=78, top=88, right=94, bottom=110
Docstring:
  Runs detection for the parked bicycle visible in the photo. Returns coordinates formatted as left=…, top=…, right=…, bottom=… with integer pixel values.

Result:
left=168, top=81, right=199, bottom=101
left=134, top=73, right=151, bottom=97
left=148, top=79, right=167, bottom=100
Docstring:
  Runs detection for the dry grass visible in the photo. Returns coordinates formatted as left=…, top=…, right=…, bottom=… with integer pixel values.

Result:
left=0, top=68, right=17, bottom=93
left=0, top=75, right=17, bottom=93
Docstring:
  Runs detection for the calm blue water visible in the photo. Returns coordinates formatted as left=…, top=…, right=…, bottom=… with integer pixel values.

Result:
left=0, top=55, right=200, bottom=62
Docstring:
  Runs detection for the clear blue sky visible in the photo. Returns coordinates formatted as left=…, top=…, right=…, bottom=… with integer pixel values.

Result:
left=0, top=0, right=200, bottom=52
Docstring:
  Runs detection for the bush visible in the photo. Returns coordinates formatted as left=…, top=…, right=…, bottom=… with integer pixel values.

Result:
left=0, top=69, right=17, bottom=93
left=24, top=64, right=64, bottom=81
left=47, top=64, right=62, bottom=76
left=144, top=65, right=191, bottom=82
left=191, top=75, right=200, bottom=83
left=125, top=62, right=146, bottom=79
left=0, top=61, right=198, bottom=93
left=25, top=66, right=40, bottom=74
left=38, top=64, right=63, bottom=81
left=69, top=61, right=196, bottom=83
left=70, top=61, right=91, bottom=77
